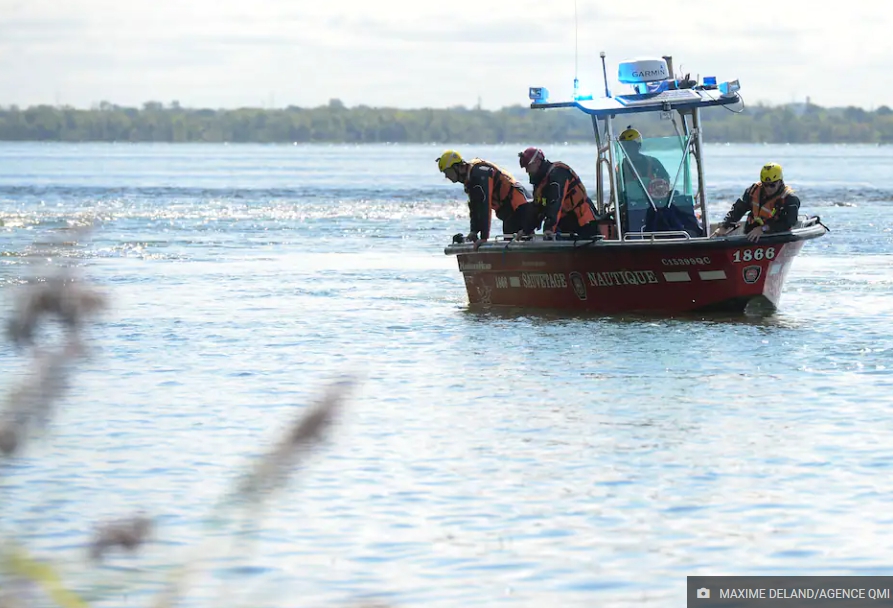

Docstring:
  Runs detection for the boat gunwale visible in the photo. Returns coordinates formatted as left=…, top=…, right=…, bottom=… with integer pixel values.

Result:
left=443, top=222, right=827, bottom=256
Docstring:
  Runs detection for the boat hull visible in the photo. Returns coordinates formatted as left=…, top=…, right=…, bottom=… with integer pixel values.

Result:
left=445, top=225, right=826, bottom=314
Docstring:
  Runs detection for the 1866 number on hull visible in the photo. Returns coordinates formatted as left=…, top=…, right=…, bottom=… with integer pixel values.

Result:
left=732, top=247, right=776, bottom=263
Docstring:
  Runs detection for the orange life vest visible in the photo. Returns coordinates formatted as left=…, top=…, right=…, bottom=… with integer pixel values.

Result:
left=465, top=159, right=528, bottom=213
left=533, top=162, right=597, bottom=227
left=746, top=182, right=794, bottom=228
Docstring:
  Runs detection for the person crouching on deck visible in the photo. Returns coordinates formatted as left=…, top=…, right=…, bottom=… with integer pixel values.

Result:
left=712, top=162, right=801, bottom=243
left=518, top=147, right=600, bottom=239
left=436, top=150, right=536, bottom=249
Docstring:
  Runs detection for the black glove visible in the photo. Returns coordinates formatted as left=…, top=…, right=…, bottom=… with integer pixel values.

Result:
left=452, top=233, right=465, bottom=244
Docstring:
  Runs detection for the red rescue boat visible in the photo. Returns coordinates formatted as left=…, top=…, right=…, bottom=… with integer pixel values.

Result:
left=444, top=55, right=829, bottom=314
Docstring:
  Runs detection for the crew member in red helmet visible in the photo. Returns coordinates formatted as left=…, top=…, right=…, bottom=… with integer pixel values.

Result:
left=518, top=147, right=600, bottom=238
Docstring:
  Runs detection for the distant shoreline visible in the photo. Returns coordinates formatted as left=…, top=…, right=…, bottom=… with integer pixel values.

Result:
left=1, top=100, right=891, bottom=144
left=0, top=140, right=887, bottom=146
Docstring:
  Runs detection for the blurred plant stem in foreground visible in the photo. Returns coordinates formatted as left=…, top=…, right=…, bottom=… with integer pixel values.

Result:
left=0, top=228, right=365, bottom=607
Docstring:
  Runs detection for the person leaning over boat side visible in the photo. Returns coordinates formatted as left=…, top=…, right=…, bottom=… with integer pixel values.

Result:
left=518, top=147, right=600, bottom=238
left=436, top=150, right=537, bottom=249
left=712, top=162, right=801, bottom=243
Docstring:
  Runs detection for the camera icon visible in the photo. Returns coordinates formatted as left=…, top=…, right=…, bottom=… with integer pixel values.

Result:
left=697, top=588, right=711, bottom=599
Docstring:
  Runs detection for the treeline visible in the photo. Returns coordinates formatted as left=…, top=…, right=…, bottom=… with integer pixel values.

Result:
left=1, top=98, right=892, bottom=144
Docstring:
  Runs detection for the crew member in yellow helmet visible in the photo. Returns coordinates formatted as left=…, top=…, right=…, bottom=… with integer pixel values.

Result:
left=713, top=162, right=801, bottom=242
left=617, top=126, right=671, bottom=192
left=436, top=149, right=536, bottom=248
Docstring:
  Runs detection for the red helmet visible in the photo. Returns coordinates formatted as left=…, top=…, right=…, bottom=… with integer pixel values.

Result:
left=518, top=147, right=544, bottom=168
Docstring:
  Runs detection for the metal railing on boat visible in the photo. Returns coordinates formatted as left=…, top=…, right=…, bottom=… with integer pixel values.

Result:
left=486, top=231, right=702, bottom=244
left=622, top=231, right=693, bottom=242
left=490, top=233, right=603, bottom=243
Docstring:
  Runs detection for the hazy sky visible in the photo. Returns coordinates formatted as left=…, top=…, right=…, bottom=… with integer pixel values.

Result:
left=1, top=0, right=889, bottom=110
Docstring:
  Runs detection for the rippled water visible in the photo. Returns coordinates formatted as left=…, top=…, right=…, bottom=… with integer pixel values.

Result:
left=0, top=142, right=892, bottom=607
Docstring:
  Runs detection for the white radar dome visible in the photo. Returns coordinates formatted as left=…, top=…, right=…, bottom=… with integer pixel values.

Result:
left=617, top=58, right=670, bottom=84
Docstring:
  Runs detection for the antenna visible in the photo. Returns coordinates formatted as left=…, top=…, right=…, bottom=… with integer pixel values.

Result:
left=600, top=51, right=610, bottom=98
left=573, top=0, right=579, bottom=99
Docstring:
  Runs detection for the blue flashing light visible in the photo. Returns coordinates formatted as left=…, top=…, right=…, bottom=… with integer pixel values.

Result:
left=572, top=79, right=593, bottom=101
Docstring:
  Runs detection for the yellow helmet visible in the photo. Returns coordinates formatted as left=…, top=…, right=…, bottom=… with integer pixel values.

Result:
left=760, top=162, right=783, bottom=183
left=618, top=126, right=642, bottom=143
left=436, top=150, right=464, bottom=172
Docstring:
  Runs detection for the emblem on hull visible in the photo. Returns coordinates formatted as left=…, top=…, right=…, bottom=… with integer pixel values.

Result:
left=742, top=265, right=762, bottom=284
left=569, top=271, right=587, bottom=300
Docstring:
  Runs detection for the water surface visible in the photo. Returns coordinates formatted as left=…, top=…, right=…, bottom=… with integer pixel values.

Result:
left=0, top=142, right=891, bottom=607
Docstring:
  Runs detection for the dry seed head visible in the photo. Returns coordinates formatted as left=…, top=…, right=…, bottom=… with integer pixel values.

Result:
left=89, top=514, right=154, bottom=561
left=6, top=276, right=108, bottom=346
left=0, top=424, right=19, bottom=456
left=235, top=376, right=357, bottom=499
